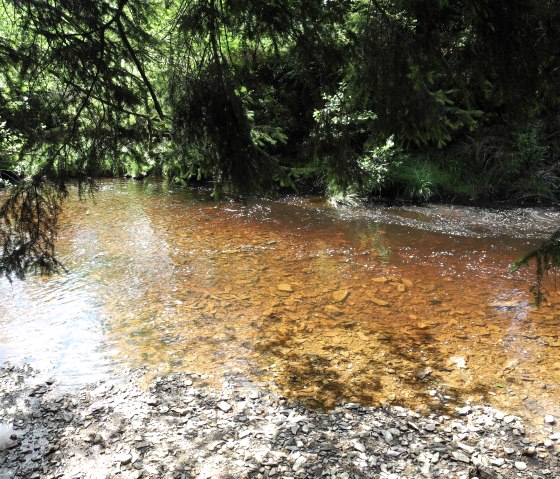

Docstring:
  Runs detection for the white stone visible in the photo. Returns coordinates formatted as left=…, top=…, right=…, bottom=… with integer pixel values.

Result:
left=292, top=456, right=307, bottom=471
left=452, top=451, right=470, bottom=464
left=117, top=453, right=132, bottom=465
left=217, top=401, right=232, bottom=413
left=353, top=441, right=366, bottom=453
left=544, top=415, right=556, bottom=425
left=456, top=406, right=471, bottom=416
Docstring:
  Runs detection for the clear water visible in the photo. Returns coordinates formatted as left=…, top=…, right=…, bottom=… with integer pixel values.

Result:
left=1, top=180, right=558, bottom=426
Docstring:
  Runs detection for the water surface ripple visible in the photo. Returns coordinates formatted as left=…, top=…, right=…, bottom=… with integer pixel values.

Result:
left=1, top=180, right=558, bottom=427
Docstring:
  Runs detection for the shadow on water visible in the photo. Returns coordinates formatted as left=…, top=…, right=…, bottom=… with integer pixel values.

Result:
left=252, top=309, right=495, bottom=416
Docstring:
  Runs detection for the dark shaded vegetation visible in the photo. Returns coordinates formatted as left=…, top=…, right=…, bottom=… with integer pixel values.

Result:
left=513, top=229, right=560, bottom=306
left=0, top=0, right=559, bottom=282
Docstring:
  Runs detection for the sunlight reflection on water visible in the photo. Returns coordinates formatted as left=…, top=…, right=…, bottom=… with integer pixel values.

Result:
left=0, top=180, right=558, bottom=425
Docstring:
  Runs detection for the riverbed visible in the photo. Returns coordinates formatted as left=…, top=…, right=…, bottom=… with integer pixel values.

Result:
left=0, top=180, right=559, bottom=430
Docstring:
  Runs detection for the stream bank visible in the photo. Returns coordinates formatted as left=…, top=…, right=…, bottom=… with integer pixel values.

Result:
left=1, top=364, right=558, bottom=479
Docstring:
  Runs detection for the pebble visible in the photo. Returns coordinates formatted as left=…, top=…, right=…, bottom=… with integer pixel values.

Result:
left=118, top=453, right=132, bottom=465
left=514, top=461, right=528, bottom=471
left=353, top=441, right=366, bottom=453
left=381, top=430, right=393, bottom=442
left=503, top=415, right=516, bottom=424
left=217, top=401, right=232, bottom=413
left=452, top=451, right=470, bottom=464
left=544, top=415, right=556, bottom=425
left=457, top=406, right=471, bottom=416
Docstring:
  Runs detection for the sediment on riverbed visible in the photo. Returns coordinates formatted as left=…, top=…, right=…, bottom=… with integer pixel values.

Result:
left=0, top=364, right=558, bottom=479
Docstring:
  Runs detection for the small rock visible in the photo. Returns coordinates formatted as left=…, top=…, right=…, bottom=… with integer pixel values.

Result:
left=353, top=441, right=366, bottom=453
left=514, top=461, right=527, bottom=471
left=145, top=397, right=159, bottom=406
left=475, top=465, right=503, bottom=479
left=372, top=277, right=389, bottom=283
left=381, top=430, right=393, bottom=442
left=277, top=284, right=293, bottom=293
left=523, top=446, right=536, bottom=457
left=503, top=415, right=516, bottom=424
left=452, top=451, right=470, bottom=464
left=144, top=465, right=159, bottom=475
left=332, top=290, right=350, bottom=302
left=370, top=297, right=389, bottom=307
left=249, top=391, right=259, bottom=400
left=117, top=453, right=132, bottom=465
left=544, top=415, right=556, bottom=425
left=415, top=367, right=433, bottom=380
left=0, top=438, right=17, bottom=452
left=458, top=443, right=475, bottom=454
left=450, top=356, right=467, bottom=369
left=208, top=441, right=221, bottom=451
left=457, top=406, right=471, bottom=416
left=217, top=401, right=232, bottom=413
left=293, top=456, right=307, bottom=471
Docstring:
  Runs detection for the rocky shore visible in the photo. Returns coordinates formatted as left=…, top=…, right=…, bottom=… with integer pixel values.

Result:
left=0, top=364, right=558, bottom=479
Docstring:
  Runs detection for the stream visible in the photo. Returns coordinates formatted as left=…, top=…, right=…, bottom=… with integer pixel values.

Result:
left=1, top=180, right=559, bottom=426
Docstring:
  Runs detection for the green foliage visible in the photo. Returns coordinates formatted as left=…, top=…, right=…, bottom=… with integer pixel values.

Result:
left=507, top=126, right=557, bottom=202
left=1, top=0, right=560, bottom=280
left=385, top=156, right=462, bottom=202
left=447, top=123, right=559, bottom=203
left=0, top=0, right=170, bottom=185
left=0, top=121, right=23, bottom=175
left=312, top=82, right=378, bottom=194
left=357, top=138, right=401, bottom=194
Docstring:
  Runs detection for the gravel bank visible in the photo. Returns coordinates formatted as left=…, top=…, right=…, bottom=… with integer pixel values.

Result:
left=1, top=364, right=558, bottom=479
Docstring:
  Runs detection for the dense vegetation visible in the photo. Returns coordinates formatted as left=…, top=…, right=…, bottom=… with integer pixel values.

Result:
left=1, top=0, right=559, bottom=282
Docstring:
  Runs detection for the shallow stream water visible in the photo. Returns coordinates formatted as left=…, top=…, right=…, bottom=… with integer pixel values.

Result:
left=1, top=180, right=559, bottom=428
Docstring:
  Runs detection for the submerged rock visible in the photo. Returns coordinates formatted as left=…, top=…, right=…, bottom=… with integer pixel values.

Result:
left=277, top=283, right=293, bottom=293
left=332, top=290, right=350, bottom=302
left=370, top=297, right=390, bottom=307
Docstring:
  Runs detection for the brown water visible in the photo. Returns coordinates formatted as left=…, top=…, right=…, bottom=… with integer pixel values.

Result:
left=1, top=180, right=559, bottom=428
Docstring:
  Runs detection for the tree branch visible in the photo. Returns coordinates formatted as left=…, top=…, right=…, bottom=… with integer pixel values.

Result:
left=116, top=1, right=166, bottom=121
